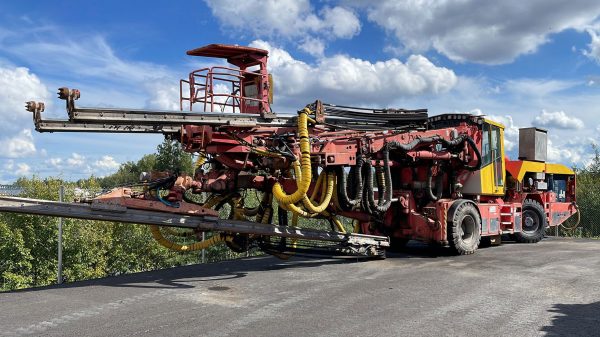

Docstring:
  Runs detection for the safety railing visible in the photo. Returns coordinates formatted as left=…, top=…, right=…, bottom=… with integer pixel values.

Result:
left=179, top=66, right=266, bottom=113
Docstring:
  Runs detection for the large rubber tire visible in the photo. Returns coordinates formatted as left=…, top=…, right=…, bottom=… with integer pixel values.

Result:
left=448, top=202, right=481, bottom=255
left=515, top=199, right=546, bottom=243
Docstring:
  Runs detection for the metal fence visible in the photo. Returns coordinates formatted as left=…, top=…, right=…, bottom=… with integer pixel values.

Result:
left=553, top=205, right=598, bottom=238
left=0, top=185, right=23, bottom=196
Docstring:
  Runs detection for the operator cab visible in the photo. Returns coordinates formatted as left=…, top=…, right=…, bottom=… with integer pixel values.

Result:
left=180, top=44, right=274, bottom=117
left=429, top=114, right=506, bottom=196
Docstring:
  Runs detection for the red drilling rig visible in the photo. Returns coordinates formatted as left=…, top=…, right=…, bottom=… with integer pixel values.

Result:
left=0, top=44, right=578, bottom=258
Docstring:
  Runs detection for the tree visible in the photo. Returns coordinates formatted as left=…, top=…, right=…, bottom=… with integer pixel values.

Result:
left=98, top=154, right=157, bottom=188
left=154, top=138, right=194, bottom=175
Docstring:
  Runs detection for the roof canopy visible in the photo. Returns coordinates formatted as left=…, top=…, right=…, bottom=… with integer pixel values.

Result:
left=186, top=44, right=268, bottom=67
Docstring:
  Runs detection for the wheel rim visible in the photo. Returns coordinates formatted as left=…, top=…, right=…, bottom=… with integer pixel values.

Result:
left=522, top=209, right=540, bottom=234
left=460, top=215, right=476, bottom=244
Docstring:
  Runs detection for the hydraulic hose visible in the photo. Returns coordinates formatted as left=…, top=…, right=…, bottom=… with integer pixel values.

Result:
left=335, top=154, right=363, bottom=211
left=462, top=136, right=482, bottom=171
left=388, top=134, right=482, bottom=171
left=194, top=152, right=207, bottom=169
left=272, top=109, right=314, bottom=205
left=150, top=226, right=226, bottom=252
left=361, top=163, right=374, bottom=215
left=426, top=165, right=444, bottom=201
left=331, top=217, right=346, bottom=233
left=302, top=172, right=335, bottom=214
left=362, top=147, right=393, bottom=215
left=150, top=193, right=233, bottom=252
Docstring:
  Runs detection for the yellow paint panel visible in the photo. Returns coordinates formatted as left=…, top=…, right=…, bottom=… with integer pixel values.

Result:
left=479, top=163, right=504, bottom=195
left=479, top=122, right=506, bottom=196
left=545, top=163, right=574, bottom=175
left=515, top=161, right=574, bottom=181
left=483, top=118, right=505, bottom=129
left=268, top=74, right=274, bottom=104
left=516, top=161, right=546, bottom=181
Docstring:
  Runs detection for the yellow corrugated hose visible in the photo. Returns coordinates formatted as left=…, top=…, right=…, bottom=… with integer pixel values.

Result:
left=195, top=151, right=207, bottom=169
left=150, top=225, right=226, bottom=252
left=272, top=109, right=314, bottom=205
left=302, top=172, right=335, bottom=214
left=151, top=193, right=229, bottom=252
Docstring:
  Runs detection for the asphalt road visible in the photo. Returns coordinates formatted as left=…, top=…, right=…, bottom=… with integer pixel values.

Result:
left=1, top=237, right=599, bottom=337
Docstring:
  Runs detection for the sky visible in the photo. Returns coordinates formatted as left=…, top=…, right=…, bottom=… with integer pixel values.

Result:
left=0, top=0, right=599, bottom=183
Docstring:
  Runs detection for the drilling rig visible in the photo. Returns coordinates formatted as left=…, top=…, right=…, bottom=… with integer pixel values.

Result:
left=0, top=44, right=578, bottom=258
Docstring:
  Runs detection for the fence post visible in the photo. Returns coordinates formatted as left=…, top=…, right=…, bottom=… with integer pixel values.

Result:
left=201, top=232, right=206, bottom=264
left=57, top=185, right=64, bottom=284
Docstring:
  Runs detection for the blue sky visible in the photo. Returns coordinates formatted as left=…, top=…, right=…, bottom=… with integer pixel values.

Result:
left=0, top=0, right=599, bottom=183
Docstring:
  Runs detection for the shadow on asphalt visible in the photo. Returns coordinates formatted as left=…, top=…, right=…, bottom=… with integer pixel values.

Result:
left=540, top=301, right=600, bottom=336
left=385, top=237, right=513, bottom=259
left=3, top=256, right=354, bottom=293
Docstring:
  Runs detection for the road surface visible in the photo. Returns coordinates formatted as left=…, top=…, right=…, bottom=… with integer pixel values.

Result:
left=1, top=237, right=599, bottom=337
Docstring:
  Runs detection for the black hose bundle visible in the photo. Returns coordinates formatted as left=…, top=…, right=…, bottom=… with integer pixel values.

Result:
left=387, top=134, right=482, bottom=171
left=361, top=146, right=393, bottom=215
left=336, top=154, right=363, bottom=211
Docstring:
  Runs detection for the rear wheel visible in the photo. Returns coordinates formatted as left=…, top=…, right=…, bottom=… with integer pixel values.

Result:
left=448, top=202, right=481, bottom=255
left=515, top=199, right=546, bottom=243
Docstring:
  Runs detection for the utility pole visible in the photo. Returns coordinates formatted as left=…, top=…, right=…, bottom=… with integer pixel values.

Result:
left=57, top=185, right=64, bottom=284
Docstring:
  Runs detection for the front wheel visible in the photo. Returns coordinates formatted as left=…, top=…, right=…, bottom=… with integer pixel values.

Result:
left=515, top=199, right=546, bottom=243
left=448, top=202, right=481, bottom=255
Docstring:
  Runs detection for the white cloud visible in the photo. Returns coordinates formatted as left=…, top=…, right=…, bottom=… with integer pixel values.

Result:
left=299, top=37, right=325, bottom=57
left=547, top=137, right=593, bottom=165
left=504, top=79, right=576, bottom=97
left=0, top=66, right=47, bottom=159
left=250, top=40, right=457, bottom=107
left=0, top=129, right=36, bottom=158
left=14, top=163, right=30, bottom=176
left=145, top=81, right=180, bottom=111
left=5, top=35, right=172, bottom=84
left=321, top=6, right=361, bottom=39
left=66, top=153, right=86, bottom=167
left=47, top=157, right=62, bottom=168
left=583, top=25, right=600, bottom=63
left=360, top=0, right=600, bottom=64
left=533, top=110, right=584, bottom=130
left=3, top=160, right=14, bottom=171
left=205, top=0, right=361, bottom=40
left=94, top=155, right=119, bottom=171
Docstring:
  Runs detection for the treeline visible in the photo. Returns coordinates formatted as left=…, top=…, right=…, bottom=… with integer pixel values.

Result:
left=561, top=145, right=600, bottom=237
left=0, top=140, right=243, bottom=291
left=98, top=138, right=194, bottom=188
